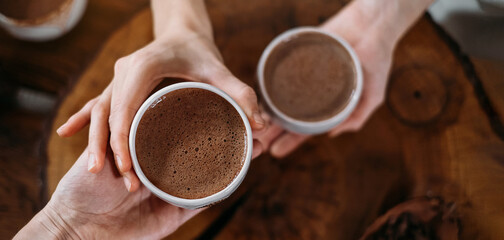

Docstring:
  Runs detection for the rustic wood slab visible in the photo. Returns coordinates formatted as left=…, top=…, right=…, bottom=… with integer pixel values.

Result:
left=47, top=1, right=504, bottom=239
left=0, top=0, right=148, bottom=238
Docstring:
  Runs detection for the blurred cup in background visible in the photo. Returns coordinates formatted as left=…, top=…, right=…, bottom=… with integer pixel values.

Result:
left=0, top=0, right=87, bottom=41
left=257, top=27, right=363, bottom=135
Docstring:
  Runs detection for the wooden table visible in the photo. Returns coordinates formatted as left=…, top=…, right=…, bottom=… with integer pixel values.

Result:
left=0, top=0, right=147, bottom=238
left=5, top=0, right=504, bottom=239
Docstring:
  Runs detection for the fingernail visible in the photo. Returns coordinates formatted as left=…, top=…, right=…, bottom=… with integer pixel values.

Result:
left=270, top=143, right=280, bottom=157
left=115, top=155, right=123, bottom=171
left=328, top=129, right=342, bottom=138
left=253, top=112, right=265, bottom=129
left=88, top=154, right=96, bottom=172
left=270, top=142, right=286, bottom=159
left=252, top=142, right=263, bottom=159
left=123, top=176, right=131, bottom=192
left=56, top=123, right=66, bottom=135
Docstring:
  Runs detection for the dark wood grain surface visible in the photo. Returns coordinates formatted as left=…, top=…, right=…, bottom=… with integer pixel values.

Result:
left=3, top=0, right=504, bottom=239
left=0, top=0, right=147, bottom=238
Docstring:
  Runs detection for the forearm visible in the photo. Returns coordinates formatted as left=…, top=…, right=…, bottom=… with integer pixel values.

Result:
left=14, top=205, right=79, bottom=239
left=151, top=0, right=213, bottom=39
left=323, top=0, right=434, bottom=48
left=14, top=200, right=95, bottom=240
left=359, top=0, right=434, bottom=44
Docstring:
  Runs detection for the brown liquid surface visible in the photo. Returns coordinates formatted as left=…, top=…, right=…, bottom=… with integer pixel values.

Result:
left=0, top=0, right=67, bottom=20
left=264, top=32, right=357, bottom=122
left=135, top=88, right=246, bottom=199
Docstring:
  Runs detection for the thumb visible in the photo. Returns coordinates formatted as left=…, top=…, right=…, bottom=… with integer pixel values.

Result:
left=207, top=68, right=266, bottom=131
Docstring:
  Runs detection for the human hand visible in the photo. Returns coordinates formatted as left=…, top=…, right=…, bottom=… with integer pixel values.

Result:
left=259, top=0, right=434, bottom=158
left=56, top=21, right=265, bottom=191
left=257, top=1, right=396, bottom=158
left=15, top=148, right=202, bottom=239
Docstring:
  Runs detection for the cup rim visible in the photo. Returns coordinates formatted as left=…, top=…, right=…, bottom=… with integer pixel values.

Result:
left=0, top=0, right=74, bottom=26
left=0, top=0, right=87, bottom=41
left=257, top=26, right=363, bottom=134
left=129, top=82, right=253, bottom=209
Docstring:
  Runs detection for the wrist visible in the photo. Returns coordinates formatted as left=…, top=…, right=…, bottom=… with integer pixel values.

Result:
left=14, top=202, right=82, bottom=239
left=322, top=0, right=433, bottom=50
left=151, top=0, right=213, bottom=40
left=354, top=0, right=434, bottom=46
left=42, top=204, right=80, bottom=239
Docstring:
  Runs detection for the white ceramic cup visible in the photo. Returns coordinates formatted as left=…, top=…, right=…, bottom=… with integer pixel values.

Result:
left=0, top=0, right=87, bottom=41
left=257, top=27, right=363, bottom=134
left=129, top=82, right=253, bottom=209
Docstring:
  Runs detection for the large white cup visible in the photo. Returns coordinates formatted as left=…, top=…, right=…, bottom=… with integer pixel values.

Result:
left=129, top=82, right=253, bottom=209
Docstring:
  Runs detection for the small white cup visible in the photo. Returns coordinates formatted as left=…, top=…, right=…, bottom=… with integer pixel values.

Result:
left=129, top=82, right=253, bottom=209
left=0, top=0, right=87, bottom=41
left=257, top=27, right=363, bottom=134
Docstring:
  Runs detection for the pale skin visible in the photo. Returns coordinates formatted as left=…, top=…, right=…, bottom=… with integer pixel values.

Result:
left=257, top=0, right=434, bottom=158
left=15, top=0, right=433, bottom=238
left=15, top=148, right=203, bottom=239
left=56, top=0, right=267, bottom=193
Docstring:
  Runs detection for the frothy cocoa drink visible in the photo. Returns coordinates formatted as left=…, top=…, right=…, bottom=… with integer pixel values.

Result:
left=135, top=88, right=246, bottom=199
left=0, top=0, right=68, bottom=21
left=264, top=32, right=357, bottom=122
